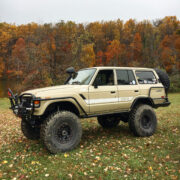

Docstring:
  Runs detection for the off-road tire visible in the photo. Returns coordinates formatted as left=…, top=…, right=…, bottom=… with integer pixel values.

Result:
left=40, top=111, right=82, bottom=154
left=21, top=119, right=40, bottom=140
left=154, top=68, right=170, bottom=92
left=97, top=116, right=120, bottom=128
left=128, top=104, right=157, bottom=137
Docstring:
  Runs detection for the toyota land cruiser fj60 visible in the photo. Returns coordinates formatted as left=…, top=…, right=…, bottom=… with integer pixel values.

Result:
left=8, top=67, right=170, bottom=154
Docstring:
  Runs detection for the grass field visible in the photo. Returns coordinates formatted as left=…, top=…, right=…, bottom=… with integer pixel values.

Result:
left=0, top=94, right=179, bottom=179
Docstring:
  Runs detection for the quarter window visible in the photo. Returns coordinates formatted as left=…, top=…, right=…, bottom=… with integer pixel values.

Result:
left=116, top=70, right=136, bottom=85
left=135, top=71, right=157, bottom=84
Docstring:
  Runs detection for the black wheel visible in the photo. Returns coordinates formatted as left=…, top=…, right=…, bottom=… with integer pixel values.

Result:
left=40, top=111, right=82, bottom=154
left=128, top=104, right=157, bottom=137
left=97, top=116, right=120, bottom=128
left=21, top=119, right=40, bottom=140
left=154, top=68, right=170, bottom=93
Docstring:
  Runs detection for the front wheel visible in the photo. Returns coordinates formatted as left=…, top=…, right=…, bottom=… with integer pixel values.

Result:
left=97, top=116, right=120, bottom=128
left=128, top=104, right=157, bottom=137
left=21, top=119, right=40, bottom=140
left=40, top=111, right=82, bottom=154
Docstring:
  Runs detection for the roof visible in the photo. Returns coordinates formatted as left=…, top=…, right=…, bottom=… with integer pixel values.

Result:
left=92, top=66, right=154, bottom=70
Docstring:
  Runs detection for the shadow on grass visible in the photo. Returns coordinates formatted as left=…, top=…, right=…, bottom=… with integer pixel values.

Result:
left=81, top=123, right=134, bottom=143
left=1, top=124, right=136, bottom=155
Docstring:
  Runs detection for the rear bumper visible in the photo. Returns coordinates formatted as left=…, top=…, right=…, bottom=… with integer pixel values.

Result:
left=154, top=99, right=171, bottom=108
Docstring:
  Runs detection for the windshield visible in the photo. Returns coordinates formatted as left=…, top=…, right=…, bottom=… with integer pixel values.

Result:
left=67, top=68, right=96, bottom=85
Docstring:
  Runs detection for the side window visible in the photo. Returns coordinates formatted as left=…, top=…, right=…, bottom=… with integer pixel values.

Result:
left=93, top=70, right=114, bottom=86
left=135, top=71, right=157, bottom=84
left=116, top=70, right=136, bottom=85
left=116, top=70, right=129, bottom=85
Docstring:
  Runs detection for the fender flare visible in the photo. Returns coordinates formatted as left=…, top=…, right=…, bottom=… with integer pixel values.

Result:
left=130, top=97, right=154, bottom=110
left=40, top=97, right=88, bottom=116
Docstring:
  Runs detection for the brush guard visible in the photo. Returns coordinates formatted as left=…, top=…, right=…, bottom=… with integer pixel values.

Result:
left=8, top=88, right=35, bottom=118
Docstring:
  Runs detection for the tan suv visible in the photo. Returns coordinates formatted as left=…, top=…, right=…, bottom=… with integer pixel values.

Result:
left=8, top=67, right=170, bottom=154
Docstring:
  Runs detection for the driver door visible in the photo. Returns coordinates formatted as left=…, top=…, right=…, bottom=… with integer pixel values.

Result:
left=88, top=69, right=119, bottom=114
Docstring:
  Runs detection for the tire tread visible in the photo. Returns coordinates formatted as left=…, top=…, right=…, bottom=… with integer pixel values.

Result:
left=128, top=104, right=157, bottom=137
left=40, top=111, right=82, bottom=154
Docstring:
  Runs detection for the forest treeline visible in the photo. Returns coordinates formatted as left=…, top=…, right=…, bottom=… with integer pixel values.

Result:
left=0, top=16, right=180, bottom=91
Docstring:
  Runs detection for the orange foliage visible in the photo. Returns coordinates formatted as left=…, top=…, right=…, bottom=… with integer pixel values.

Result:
left=0, top=57, right=5, bottom=77
left=96, top=51, right=103, bottom=66
left=160, top=35, right=179, bottom=72
left=0, top=16, right=179, bottom=89
left=130, top=33, right=142, bottom=62
left=105, top=40, right=123, bottom=65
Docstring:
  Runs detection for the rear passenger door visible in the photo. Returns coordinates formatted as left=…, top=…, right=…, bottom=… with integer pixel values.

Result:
left=116, top=70, right=140, bottom=110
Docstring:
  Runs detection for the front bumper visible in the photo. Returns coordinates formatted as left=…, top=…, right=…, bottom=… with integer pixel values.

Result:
left=8, top=89, right=37, bottom=118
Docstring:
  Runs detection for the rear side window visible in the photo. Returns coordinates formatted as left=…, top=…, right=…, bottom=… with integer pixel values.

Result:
left=135, top=71, right=157, bottom=84
left=116, top=70, right=136, bottom=85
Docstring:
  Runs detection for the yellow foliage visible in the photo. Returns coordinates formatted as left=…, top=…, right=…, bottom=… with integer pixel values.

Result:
left=81, top=44, right=95, bottom=67
left=0, top=57, right=5, bottom=77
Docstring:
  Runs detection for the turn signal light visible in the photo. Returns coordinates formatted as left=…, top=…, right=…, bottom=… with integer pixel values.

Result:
left=34, top=100, right=40, bottom=107
left=34, top=100, right=40, bottom=104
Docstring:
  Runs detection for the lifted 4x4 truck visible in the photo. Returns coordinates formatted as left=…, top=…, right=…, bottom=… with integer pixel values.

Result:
left=8, top=67, right=170, bottom=154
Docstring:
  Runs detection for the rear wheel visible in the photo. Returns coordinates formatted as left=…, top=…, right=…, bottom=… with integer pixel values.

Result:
left=128, top=104, right=157, bottom=137
left=97, top=116, right=120, bottom=128
left=40, top=111, right=82, bottom=154
left=21, top=119, right=40, bottom=140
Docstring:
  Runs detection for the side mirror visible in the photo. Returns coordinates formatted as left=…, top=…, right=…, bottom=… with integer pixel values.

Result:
left=64, top=67, right=76, bottom=84
left=93, top=78, right=101, bottom=89
left=66, top=67, right=75, bottom=74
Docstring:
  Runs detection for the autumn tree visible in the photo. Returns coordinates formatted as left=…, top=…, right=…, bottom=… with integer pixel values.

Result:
left=95, top=51, right=104, bottom=66
left=0, top=17, right=179, bottom=91
left=105, top=40, right=123, bottom=66
left=122, top=19, right=136, bottom=45
left=80, top=43, right=95, bottom=67
left=159, top=16, right=179, bottom=37
left=86, top=22, right=105, bottom=52
left=8, top=37, right=28, bottom=78
left=0, top=57, right=5, bottom=77
left=130, top=33, right=143, bottom=66
left=0, top=23, right=14, bottom=77
left=160, top=35, right=178, bottom=73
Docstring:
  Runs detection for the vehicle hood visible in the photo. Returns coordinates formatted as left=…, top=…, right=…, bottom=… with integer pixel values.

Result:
left=22, top=85, right=87, bottom=98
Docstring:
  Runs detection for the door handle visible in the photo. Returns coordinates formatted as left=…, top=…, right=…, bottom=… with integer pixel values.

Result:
left=134, top=90, right=139, bottom=92
left=110, top=91, right=116, bottom=94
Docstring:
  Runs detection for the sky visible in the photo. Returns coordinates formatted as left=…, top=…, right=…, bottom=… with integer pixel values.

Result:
left=0, top=0, right=180, bottom=25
